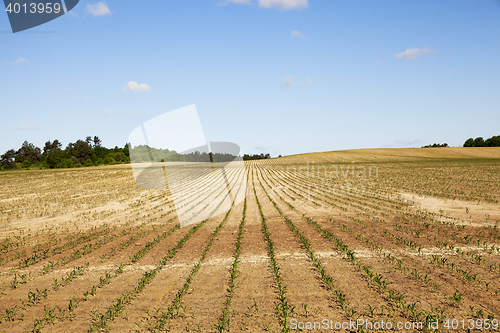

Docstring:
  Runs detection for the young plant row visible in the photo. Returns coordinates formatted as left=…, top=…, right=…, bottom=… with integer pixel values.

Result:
left=214, top=197, right=247, bottom=332
left=7, top=225, right=111, bottom=273
left=87, top=178, right=243, bottom=332
left=265, top=165, right=500, bottom=251
left=253, top=181, right=295, bottom=333
left=350, top=204, right=500, bottom=291
left=87, top=220, right=204, bottom=332
left=256, top=175, right=358, bottom=318
left=103, top=210, right=177, bottom=260
left=373, top=219, right=500, bottom=293
left=39, top=233, right=116, bottom=276
left=147, top=176, right=246, bottom=331
left=264, top=165, right=500, bottom=295
left=260, top=166, right=500, bottom=323
left=26, top=264, right=126, bottom=333
left=340, top=212, right=500, bottom=319
left=149, top=204, right=237, bottom=332
left=129, top=219, right=179, bottom=263
left=4, top=262, right=90, bottom=324
left=256, top=168, right=446, bottom=326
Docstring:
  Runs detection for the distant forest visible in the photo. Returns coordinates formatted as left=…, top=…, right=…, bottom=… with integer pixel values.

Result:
left=421, top=135, right=500, bottom=148
left=0, top=136, right=129, bottom=170
left=422, top=143, right=449, bottom=148
left=0, top=137, right=271, bottom=170
left=463, top=135, right=500, bottom=147
left=242, top=153, right=271, bottom=161
left=129, top=145, right=238, bottom=163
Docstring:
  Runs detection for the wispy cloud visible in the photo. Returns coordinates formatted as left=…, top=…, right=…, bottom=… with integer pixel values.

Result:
left=383, top=138, right=423, bottom=147
left=254, top=145, right=268, bottom=151
left=395, top=48, right=436, bottom=61
left=281, top=75, right=294, bottom=87
left=6, top=57, right=29, bottom=66
left=298, top=77, right=313, bottom=86
left=102, top=110, right=110, bottom=115
left=87, top=2, right=111, bottom=16
left=258, top=0, right=308, bottom=10
left=218, top=0, right=308, bottom=10
left=291, top=30, right=305, bottom=38
left=282, top=75, right=313, bottom=87
left=123, top=81, right=151, bottom=93
left=218, top=0, right=251, bottom=6
left=396, top=138, right=423, bottom=146
left=16, top=125, right=40, bottom=131
left=83, top=109, right=93, bottom=115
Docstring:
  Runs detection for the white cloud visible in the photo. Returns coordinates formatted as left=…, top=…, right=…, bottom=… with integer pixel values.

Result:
left=102, top=110, right=110, bottom=115
left=6, top=57, right=29, bottom=65
left=298, top=77, right=313, bottom=86
left=374, top=60, right=381, bottom=66
left=395, top=48, right=436, bottom=61
left=16, top=125, right=40, bottom=131
left=87, top=2, right=111, bottom=16
left=282, top=75, right=294, bottom=87
left=83, top=109, right=93, bottom=115
left=254, top=145, right=268, bottom=151
left=258, top=0, right=308, bottom=10
left=123, top=81, right=151, bottom=93
left=291, top=30, right=305, bottom=38
left=84, top=96, right=93, bottom=100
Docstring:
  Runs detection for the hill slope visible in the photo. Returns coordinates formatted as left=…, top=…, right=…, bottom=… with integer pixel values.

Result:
left=275, top=147, right=500, bottom=163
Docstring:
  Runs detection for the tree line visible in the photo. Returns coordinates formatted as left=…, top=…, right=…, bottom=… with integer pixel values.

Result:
left=242, top=153, right=271, bottom=161
left=463, top=135, right=500, bottom=147
left=0, top=136, right=130, bottom=170
left=130, top=145, right=239, bottom=163
left=420, top=135, right=500, bottom=148
left=422, top=143, right=449, bottom=148
left=0, top=138, right=259, bottom=171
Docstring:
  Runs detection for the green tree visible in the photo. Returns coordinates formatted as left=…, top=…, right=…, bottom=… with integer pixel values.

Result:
left=485, top=135, right=500, bottom=147
left=93, top=136, right=102, bottom=147
left=123, top=143, right=129, bottom=157
left=16, top=141, right=41, bottom=164
left=463, top=138, right=475, bottom=147
left=43, top=139, right=62, bottom=157
left=474, top=137, right=485, bottom=147
left=66, top=140, right=93, bottom=164
left=46, top=148, right=65, bottom=168
left=1, top=149, right=17, bottom=169
left=62, top=159, right=74, bottom=168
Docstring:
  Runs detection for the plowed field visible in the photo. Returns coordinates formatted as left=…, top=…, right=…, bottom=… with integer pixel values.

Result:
left=1, top=147, right=500, bottom=332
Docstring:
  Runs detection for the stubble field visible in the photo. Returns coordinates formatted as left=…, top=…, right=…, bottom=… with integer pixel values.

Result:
left=1, top=147, right=500, bottom=333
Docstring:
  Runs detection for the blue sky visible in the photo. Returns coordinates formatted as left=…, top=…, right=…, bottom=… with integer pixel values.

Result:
left=1, top=0, right=500, bottom=156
